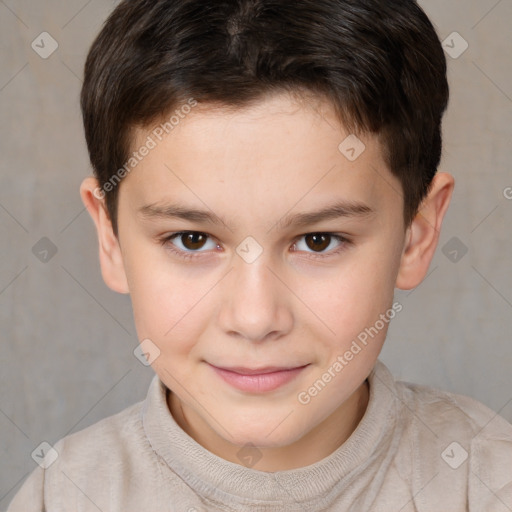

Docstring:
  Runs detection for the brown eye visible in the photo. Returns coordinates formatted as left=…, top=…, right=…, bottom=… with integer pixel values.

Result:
left=180, top=232, right=208, bottom=250
left=304, top=233, right=331, bottom=252
left=292, top=233, right=349, bottom=259
left=160, top=231, right=218, bottom=261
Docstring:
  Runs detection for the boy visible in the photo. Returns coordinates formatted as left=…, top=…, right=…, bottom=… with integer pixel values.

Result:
left=8, top=0, right=512, bottom=510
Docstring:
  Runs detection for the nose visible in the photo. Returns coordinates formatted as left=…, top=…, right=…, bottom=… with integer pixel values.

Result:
left=217, top=255, right=294, bottom=343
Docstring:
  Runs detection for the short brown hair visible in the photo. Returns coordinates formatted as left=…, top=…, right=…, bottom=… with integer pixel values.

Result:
left=81, top=0, right=449, bottom=235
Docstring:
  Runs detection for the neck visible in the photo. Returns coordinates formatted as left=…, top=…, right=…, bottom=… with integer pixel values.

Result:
left=167, top=379, right=369, bottom=472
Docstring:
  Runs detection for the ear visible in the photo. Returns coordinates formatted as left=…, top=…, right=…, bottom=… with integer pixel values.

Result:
left=80, top=176, right=130, bottom=294
left=396, top=172, right=455, bottom=290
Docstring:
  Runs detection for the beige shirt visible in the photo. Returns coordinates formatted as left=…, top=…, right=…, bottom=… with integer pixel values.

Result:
left=7, top=360, right=512, bottom=511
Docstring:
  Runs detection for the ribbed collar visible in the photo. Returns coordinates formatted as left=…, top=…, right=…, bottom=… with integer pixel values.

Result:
left=142, top=359, right=398, bottom=507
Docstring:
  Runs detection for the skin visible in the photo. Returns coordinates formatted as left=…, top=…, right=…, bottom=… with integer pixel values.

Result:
left=80, top=92, right=454, bottom=472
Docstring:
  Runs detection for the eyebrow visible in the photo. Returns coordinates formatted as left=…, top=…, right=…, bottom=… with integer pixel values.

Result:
left=277, top=201, right=374, bottom=230
left=138, top=200, right=375, bottom=231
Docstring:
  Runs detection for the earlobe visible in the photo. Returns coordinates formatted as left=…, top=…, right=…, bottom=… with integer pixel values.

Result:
left=396, top=172, right=455, bottom=290
left=80, top=177, right=130, bottom=294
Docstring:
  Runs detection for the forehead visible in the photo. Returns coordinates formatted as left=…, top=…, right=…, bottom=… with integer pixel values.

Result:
left=121, top=93, right=401, bottom=226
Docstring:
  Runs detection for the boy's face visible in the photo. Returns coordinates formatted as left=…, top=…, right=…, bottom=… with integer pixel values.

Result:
left=85, top=91, right=454, bottom=468
left=114, top=93, right=406, bottom=453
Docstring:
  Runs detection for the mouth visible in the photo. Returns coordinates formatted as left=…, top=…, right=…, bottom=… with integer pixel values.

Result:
left=208, top=363, right=310, bottom=393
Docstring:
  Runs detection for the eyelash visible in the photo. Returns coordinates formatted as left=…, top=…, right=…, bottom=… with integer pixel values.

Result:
left=158, top=231, right=352, bottom=261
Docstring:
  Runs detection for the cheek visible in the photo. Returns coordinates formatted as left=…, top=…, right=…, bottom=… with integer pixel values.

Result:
left=125, top=249, right=212, bottom=355
left=302, top=242, right=400, bottom=346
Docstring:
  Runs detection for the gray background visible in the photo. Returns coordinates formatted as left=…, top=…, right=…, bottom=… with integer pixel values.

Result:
left=1, top=0, right=511, bottom=507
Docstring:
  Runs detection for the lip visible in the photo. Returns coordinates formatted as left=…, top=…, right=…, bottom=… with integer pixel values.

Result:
left=209, top=363, right=309, bottom=393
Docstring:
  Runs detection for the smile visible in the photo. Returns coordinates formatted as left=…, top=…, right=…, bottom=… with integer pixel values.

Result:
left=208, top=363, right=309, bottom=393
